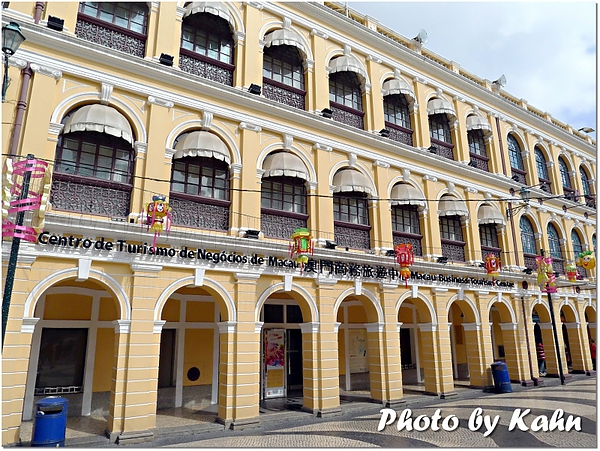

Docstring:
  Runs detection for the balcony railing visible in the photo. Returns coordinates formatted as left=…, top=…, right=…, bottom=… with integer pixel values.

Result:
left=385, top=122, right=413, bottom=147
left=50, top=176, right=131, bottom=218
left=263, top=79, right=305, bottom=110
left=481, top=246, right=502, bottom=261
left=393, top=233, right=422, bottom=256
left=469, top=152, right=489, bottom=172
left=429, top=138, right=455, bottom=160
left=170, top=194, right=229, bottom=231
left=511, top=168, right=527, bottom=185
left=584, top=194, right=596, bottom=209
left=179, top=50, right=234, bottom=86
left=75, top=15, right=146, bottom=58
left=261, top=210, right=307, bottom=239
left=563, top=187, right=578, bottom=202
left=523, top=254, right=538, bottom=272
left=539, top=178, right=552, bottom=194
left=441, top=239, right=465, bottom=262
left=334, top=222, right=371, bottom=250
left=330, top=103, right=364, bottom=130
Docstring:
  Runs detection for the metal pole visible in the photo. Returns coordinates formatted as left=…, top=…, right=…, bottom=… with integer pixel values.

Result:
left=2, top=154, right=35, bottom=347
left=547, top=290, right=566, bottom=385
left=2, top=51, right=9, bottom=103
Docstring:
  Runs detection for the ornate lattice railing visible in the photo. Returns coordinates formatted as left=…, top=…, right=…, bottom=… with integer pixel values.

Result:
left=334, top=223, right=371, bottom=250
left=263, top=80, right=305, bottom=110
left=50, top=178, right=131, bottom=218
left=75, top=16, right=146, bottom=58
left=170, top=196, right=229, bottom=231
left=261, top=212, right=307, bottom=239
left=179, top=51, right=234, bottom=86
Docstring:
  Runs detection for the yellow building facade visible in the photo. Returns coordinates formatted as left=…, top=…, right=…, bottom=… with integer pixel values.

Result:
left=1, top=1, right=596, bottom=445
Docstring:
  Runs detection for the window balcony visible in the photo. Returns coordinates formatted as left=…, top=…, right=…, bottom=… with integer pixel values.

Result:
left=263, top=79, right=305, bottom=110
left=469, top=152, right=489, bottom=172
left=511, top=168, right=527, bottom=185
left=261, top=209, right=308, bottom=239
left=330, top=102, right=365, bottom=130
left=179, top=49, right=234, bottom=86
left=334, top=222, right=371, bottom=250
left=441, top=239, right=465, bottom=262
left=75, top=15, right=146, bottom=58
left=430, top=138, right=455, bottom=160
left=169, top=193, right=230, bottom=231
left=393, top=232, right=422, bottom=256
left=385, top=122, right=413, bottom=147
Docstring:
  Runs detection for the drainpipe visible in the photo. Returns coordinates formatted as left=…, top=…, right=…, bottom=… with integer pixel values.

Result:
left=34, top=2, right=44, bottom=24
left=9, top=63, right=32, bottom=157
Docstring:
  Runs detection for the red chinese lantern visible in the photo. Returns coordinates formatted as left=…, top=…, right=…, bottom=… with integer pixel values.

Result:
left=143, top=194, right=172, bottom=249
left=394, top=243, right=414, bottom=287
left=484, top=254, right=501, bottom=280
left=289, top=228, right=313, bottom=272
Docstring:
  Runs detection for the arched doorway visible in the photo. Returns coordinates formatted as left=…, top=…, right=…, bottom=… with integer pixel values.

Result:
left=447, top=298, right=484, bottom=386
left=532, top=303, right=556, bottom=377
left=23, top=278, right=122, bottom=432
left=335, top=292, right=382, bottom=402
left=584, top=305, right=596, bottom=371
left=561, top=304, right=584, bottom=373
left=397, top=296, right=435, bottom=391
left=157, top=286, right=221, bottom=412
left=489, top=300, right=520, bottom=381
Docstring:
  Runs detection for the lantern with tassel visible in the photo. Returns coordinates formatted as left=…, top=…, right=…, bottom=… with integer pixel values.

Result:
left=394, top=243, right=414, bottom=287
left=535, top=255, right=550, bottom=289
left=484, top=254, right=501, bottom=280
left=143, top=194, right=172, bottom=249
left=565, top=263, right=578, bottom=283
left=289, top=228, right=313, bottom=271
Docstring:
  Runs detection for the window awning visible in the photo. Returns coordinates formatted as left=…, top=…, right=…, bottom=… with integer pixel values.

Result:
left=478, top=204, right=506, bottom=226
left=438, top=195, right=469, bottom=217
left=328, top=55, right=367, bottom=81
left=332, top=169, right=372, bottom=195
left=466, top=114, right=492, bottom=134
left=264, top=29, right=306, bottom=57
left=262, top=152, right=308, bottom=180
left=184, top=2, right=234, bottom=28
left=390, top=183, right=425, bottom=208
left=427, top=98, right=456, bottom=119
left=382, top=78, right=416, bottom=102
left=62, top=104, right=134, bottom=145
left=173, top=131, right=231, bottom=164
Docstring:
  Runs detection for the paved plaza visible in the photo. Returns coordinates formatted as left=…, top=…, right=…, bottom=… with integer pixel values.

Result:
left=21, top=374, right=593, bottom=448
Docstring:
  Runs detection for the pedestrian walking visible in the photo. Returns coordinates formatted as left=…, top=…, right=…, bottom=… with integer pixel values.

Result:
left=536, top=342, right=546, bottom=376
left=590, top=339, right=596, bottom=371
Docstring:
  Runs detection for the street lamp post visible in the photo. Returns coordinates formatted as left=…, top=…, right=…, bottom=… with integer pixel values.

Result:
left=2, top=154, right=35, bottom=347
left=2, top=21, right=26, bottom=103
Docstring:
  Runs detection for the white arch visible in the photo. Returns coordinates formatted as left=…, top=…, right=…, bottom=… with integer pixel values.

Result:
left=531, top=296, right=551, bottom=318
left=557, top=151, right=575, bottom=171
left=570, top=225, right=587, bottom=246
left=166, top=120, right=242, bottom=166
left=386, top=177, right=425, bottom=200
left=177, top=1, right=245, bottom=34
left=329, top=160, right=378, bottom=197
left=519, top=212, right=542, bottom=235
left=507, top=128, right=530, bottom=154
left=256, top=143, right=317, bottom=184
left=332, top=287, right=384, bottom=324
left=50, top=92, right=147, bottom=143
left=324, top=49, right=371, bottom=87
left=258, top=22, right=314, bottom=62
left=487, top=295, right=517, bottom=324
left=154, top=276, right=236, bottom=322
left=558, top=298, right=581, bottom=323
left=545, top=219, right=567, bottom=241
left=24, top=268, right=131, bottom=321
left=583, top=299, right=597, bottom=314
left=395, top=291, right=438, bottom=326
left=255, top=283, right=319, bottom=323
left=532, top=140, right=552, bottom=161
left=446, top=294, right=481, bottom=325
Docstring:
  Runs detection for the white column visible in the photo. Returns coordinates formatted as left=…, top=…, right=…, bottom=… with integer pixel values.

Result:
left=175, top=300, right=186, bottom=408
left=81, top=295, right=101, bottom=415
left=22, top=309, right=43, bottom=421
left=344, top=306, right=351, bottom=391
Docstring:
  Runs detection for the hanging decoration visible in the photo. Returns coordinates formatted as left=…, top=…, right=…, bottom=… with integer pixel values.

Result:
left=289, top=228, right=314, bottom=272
left=484, top=254, right=501, bottom=280
left=394, top=243, right=414, bottom=287
left=536, top=255, right=557, bottom=293
left=576, top=250, right=596, bottom=271
left=565, top=263, right=578, bottom=283
left=2, top=157, right=51, bottom=243
left=142, top=194, right=172, bottom=249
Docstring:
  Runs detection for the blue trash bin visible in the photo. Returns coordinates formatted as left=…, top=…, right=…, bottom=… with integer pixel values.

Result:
left=32, top=397, right=68, bottom=447
left=490, top=361, right=513, bottom=393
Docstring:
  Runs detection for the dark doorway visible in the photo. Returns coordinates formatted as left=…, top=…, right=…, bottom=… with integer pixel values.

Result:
left=286, top=329, right=303, bottom=391
left=158, top=329, right=176, bottom=388
left=36, top=328, right=88, bottom=394
left=400, top=328, right=412, bottom=366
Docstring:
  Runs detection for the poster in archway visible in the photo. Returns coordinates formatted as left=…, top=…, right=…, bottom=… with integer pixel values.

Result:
left=264, top=329, right=285, bottom=398
left=349, top=328, right=368, bottom=373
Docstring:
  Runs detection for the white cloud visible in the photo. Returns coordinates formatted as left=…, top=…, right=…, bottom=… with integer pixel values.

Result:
left=348, top=2, right=597, bottom=131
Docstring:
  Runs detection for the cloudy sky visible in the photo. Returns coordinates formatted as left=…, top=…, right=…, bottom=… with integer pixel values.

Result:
left=348, top=1, right=597, bottom=137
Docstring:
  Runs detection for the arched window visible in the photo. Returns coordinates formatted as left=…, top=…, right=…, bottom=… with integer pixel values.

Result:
left=520, top=216, right=537, bottom=270
left=438, top=195, right=468, bottom=262
left=76, top=2, right=149, bottom=57
left=262, top=44, right=305, bottom=109
left=51, top=104, right=135, bottom=218
left=547, top=223, right=564, bottom=274
left=328, top=71, right=364, bottom=129
left=392, top=206, right=421, bottom=255
left=384, top=94, right=413, bottom=146
left=428, top=113, right=454, bottom=160
left=480, top=224, right=500, bottom=255
left=571, top=230, right=586, bottom=278
left=180, top=7, right=234, bottom=85
left=466, top=114, right=492, bottom=171
left=260, top=152, right=309, bottom=239
left=507, top=134, right=527, bottom=184
left=534, top=147, right=551, bottom=193
left=169, top=131, right=231, bottom=231
left=332, top=169, right=372, bottom=249
left=558, top=157, right=576, bottom=201
left=580, top=166, right=591, bottom=195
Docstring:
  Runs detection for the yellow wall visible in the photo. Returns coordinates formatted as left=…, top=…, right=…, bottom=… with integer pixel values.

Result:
left=183, top=329, right=214, bottom=386
left=186, top=302, right=215, bottom=322
left=338, top=329, right=346, bottom=376
left=92, top=328, right=115, bottom=392
left=43, top=294, right=92, bottom=320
